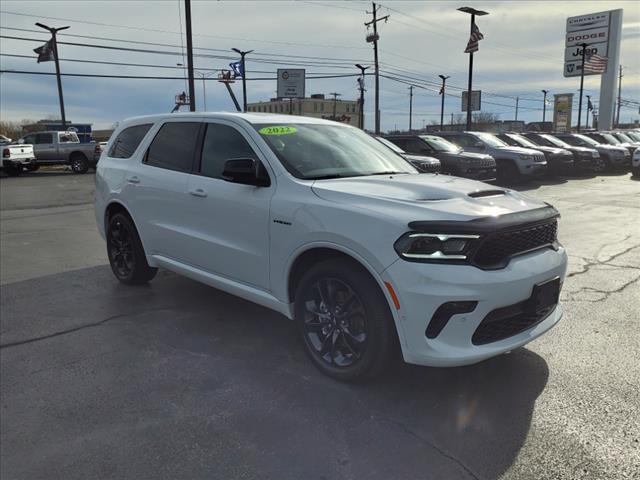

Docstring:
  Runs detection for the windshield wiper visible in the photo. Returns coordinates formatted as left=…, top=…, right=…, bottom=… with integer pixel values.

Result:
left=367, top=171, right=410, bottom=176
left=305, top=174, right=354, bottom=180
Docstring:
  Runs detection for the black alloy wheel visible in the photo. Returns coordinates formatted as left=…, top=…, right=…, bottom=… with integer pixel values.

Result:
left=70, top=154, right=89, bottom=174
left=294, top=259, right=396, bottom=381
left=106, top=213, right=157, bottom=285
left=301, top=278, right=368, bottom=368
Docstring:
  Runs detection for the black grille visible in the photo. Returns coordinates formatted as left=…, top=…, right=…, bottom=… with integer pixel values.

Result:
left=472, top=279, right=559, bottom=345
left=472, top=220, right=557, bottom=269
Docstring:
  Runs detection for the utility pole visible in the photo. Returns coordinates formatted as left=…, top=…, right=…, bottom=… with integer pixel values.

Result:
left=365, top=2, right=389, bottom=135
left=450, top=112, right=454, bottom=126
left=515, top=96, right=519, bottom=121
left=576, top=42, right=587, bottom=132
left=438, top=74, right=449, bottom=130
left=458, top=7, right=489, bottom=131
left=355, top=64, right=369, bottom=130
left=541, top=89, right=548, bottom=130
left=585, top=95, right=591, bottom=129
left=232, top=48, right=253, bottom=111
left=408, top=85, right=413, bottom=132
left=184, top=0, right=196, bottom=112
left=330, top=92, right=342, bottom=120
left=35, top=22, right=69, bottom=128
left=616, top=65, right=623, bottom=128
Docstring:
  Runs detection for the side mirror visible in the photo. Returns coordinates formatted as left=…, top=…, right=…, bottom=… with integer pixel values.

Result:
left=222, top=158, right=270, bottom=187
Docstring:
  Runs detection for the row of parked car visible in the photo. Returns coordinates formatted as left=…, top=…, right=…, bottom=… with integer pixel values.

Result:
left=376, top=130, right=640, bottom=182
left=0, top=131, right=104, bottom=176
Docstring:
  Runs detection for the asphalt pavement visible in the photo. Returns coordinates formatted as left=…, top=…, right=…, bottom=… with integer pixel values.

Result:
left=1, top=170, right=639, bottom=480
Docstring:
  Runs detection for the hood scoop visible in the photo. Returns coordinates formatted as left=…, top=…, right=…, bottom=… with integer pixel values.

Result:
left=468, top=189, right=506, bottom=198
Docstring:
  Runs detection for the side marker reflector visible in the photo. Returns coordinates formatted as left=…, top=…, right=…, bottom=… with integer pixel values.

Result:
left=384, top=282, right=401, bottom=310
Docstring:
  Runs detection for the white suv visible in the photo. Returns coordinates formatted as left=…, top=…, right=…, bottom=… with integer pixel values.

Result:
left=95, top=113, right=567, bottom=381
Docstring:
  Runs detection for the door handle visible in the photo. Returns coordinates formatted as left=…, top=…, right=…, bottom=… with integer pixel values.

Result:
left=189, top=188, right=207, bottom=198
left=126, top=176, right=140, bottom=184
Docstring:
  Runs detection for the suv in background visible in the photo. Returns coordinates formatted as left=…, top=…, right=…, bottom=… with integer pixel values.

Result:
left=522, top=132, right=602, bottom=172
left=384, top=134, right=496, bottom=181
left=497, top=132, right=574, bottom=175
left=552, top=133, right=630, bottom=170
left=95, top=113, right=567, bottom=381
left=435, top=131, right=546, bottom=182
left=584, top=131, right=638, bottom=156
left=375, top=136, right=441, bottom=173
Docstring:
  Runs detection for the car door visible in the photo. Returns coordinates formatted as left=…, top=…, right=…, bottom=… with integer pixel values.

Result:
left=126, top=120, right=202, bottom=262
left=34, top=133, right=55, bottom=161
left=183, top=121, right=274, bottom=290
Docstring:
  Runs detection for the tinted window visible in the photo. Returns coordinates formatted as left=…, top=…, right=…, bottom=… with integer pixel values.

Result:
left=200, top=124, right=258, bottom=179
left=145, top=122, right=200, bottom=172
left=35, top=133, right=53, bottom=144
left=403, top=138, right=430, bottom=153
left=109, top=124, right=152, bottom=159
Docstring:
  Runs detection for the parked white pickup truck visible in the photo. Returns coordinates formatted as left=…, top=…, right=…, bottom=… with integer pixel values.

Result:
left=1, top=143, right=37, bottom=176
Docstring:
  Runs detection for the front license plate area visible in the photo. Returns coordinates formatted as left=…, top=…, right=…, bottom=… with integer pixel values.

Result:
left=526, top=277, right=560, bottom=314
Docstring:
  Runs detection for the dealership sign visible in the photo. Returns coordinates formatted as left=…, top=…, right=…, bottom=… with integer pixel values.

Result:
left=277, top=69, right=305, bottom=99
left=564, top=11, right=610, bottom=77
left=553, top=93, right=574, bottom=132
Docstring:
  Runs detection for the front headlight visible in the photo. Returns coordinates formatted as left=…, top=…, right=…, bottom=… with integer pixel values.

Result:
left=394, top=233, right=480, bottom=262
left=520, top=154, right=534, bottom=161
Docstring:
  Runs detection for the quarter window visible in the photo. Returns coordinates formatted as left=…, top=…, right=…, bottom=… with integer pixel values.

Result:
left=200, top=124, right=258, bottom=179
left=145, top=122, right=200, bottom=172
left=108, top=124, right=152, bottom=159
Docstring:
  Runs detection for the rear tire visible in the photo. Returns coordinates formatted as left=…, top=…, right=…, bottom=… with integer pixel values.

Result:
left=70, top=154, right=89, bottom=174
left=106, top=212, right=157, bottom=285
left=294, top=259, right=396, bottom=381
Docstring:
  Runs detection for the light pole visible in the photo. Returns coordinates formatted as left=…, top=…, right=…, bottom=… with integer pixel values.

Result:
left=585, top=95, right=591, bottom=129
left=438, top=74, right=450, bottom=130
left=458, top=6, right=488, bottom=131
left=329, top=92, right=342, bottom=120
left=177, top=64, right=214, bottom=111
left=541, top=89, right=548, bottom=130
left=232, top=48, right=253, bottom=112
left=355, top=63, right=369, bottom=130
left=576, top=42, right=588, bottom=132
left=35, top=22, right=69, bottom=128
left=408, top=85, right=413, bottom=132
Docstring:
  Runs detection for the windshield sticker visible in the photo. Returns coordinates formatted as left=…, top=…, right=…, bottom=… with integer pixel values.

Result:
left=259, top=126, right=297, bottom=135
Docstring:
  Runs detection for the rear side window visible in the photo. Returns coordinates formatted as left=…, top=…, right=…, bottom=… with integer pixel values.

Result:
left=145, top=122, right=200, bottom=172
left=109, top=124, right=152, bottom=159
left=200, top=123, right=258, bottom=179
left=35, top=133, right=53, bottom=144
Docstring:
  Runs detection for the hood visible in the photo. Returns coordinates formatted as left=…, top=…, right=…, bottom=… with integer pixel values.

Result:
left=403, top=153, right=440, bottom=164
left=597, top=144, right=627, bottom=152
left=494, top=146, right=542, bottom=155
left=437, top=150, right=494, bottom=162
left=311, top=173, right=548, bottom=223
left=565, top=145, right=596, bottom=153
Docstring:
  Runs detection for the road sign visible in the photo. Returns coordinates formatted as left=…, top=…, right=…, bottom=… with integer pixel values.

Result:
left=564, top=42, right=607, bottom=62
left=461, top=90, right=481, bottom=112
left=565, top=26, right=609, bottom=47
left=553, top=93, right=574, bottom=132
left=277, top=69, right=305, bottom=99
left=567, top=11, right=610, bottom=32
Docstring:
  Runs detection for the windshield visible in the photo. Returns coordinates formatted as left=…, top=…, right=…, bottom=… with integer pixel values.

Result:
left=474, top=132, right=508, bottom=147
left=539, top=134, right=571, bottom=148
left=507, top=134, right=539, bottom=148
left=614, top=132, right=633, bottom=143
left=376, top=136, right=405, bottom=154
left=624, top=131, right=640, bottom=142
left=601, top=133, right=621, bottom=145
left=419, top=135, right=461, bottom=152
left=573, top=134, right=600, bottom=147
left=255, top=124, right=416, bottom=179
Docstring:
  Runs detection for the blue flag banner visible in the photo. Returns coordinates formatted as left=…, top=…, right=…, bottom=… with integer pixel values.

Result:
left=229, top=61, right=243, bottom=78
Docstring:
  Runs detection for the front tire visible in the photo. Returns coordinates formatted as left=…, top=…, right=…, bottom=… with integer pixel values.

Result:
left=294, top=259, right=396, bottom=381
left=106, top=213, right=157, bottom=285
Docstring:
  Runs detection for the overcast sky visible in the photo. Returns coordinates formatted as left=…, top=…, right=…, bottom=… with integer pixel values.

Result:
left=0, top=0, right=638, bottom=131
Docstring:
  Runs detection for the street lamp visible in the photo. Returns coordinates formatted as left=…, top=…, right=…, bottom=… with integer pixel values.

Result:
left=457, top=6, right=488, bottom=131
left=232, top=48, right=253, bottom=112
left=355, top=63, right=369, bottom=130
left=438, top=74, right=450, bottom=130
left=35, top=22, right=70, bottom=129
left=177, top=64, right=215, bottom=111
left=585, top=95, right=591, bottom=129
left=541, top=89, right=549, bottom=130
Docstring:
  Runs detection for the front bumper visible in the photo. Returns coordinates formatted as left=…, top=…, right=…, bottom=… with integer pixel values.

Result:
left=382, top=246, right=567, bottom=367
left=521, top=161, right=547, bottom=177
left=548, top=154, right=574, bottom=171
left=464, top=166, right=497, bottom=181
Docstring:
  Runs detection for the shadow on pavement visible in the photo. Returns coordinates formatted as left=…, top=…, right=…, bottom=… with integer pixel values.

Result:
left=1, top=265, right=548, bottom=480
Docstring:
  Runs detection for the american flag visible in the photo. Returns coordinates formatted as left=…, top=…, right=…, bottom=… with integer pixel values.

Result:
left=464, top=23, right=484, bottom=53
left=583, top=54, right=608, bottom=74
